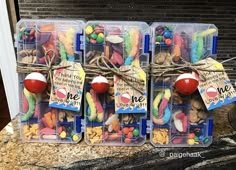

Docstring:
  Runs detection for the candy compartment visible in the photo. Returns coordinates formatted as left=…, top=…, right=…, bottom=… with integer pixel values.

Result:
left=17, top=19, right=84, bottom=65
left=57, top=110, right=81, bottom=142
left=39, top=103, right=58, bottom=141
left=152, top=23, right=218, bottom=64
left=84, top=21, right=150, bottom=67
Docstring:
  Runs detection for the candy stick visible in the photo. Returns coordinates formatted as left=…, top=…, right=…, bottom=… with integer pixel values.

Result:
left=173, top=34, right=183, bottom=62
left=158, top=89, right=171, bottom=118
left=191, top=33, right=198, bottom=63
left=196, top=34, right=203, bottom=61
left=21, top=88, right=36, bottom=121
left=191, top=32, right=204, bottom=63
left=131, top=31, right=141, bottom=67
left=153, top=106, right=171, bottom=125
left=90, top=89, right=104, bottom=122
left=153, top=90, right=163, bottom=118
left=124, top=32, right=131, bottom=55
left=85, top=92, right=97, bottom=121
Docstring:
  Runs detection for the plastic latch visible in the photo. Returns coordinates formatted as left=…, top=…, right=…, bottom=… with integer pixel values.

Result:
left=212, top=36, right=218, bottom=54
left=208, top=119, right=213, bottom=136
left=14, top=41, right=18, bottom=48
left=75, top=116, right=81, bottom=133
left=146, top=120, right=151, bottom=134
left=81, top=118, right=85, bottom=133
left=76, top=33, right=81, bottom=51
left=141, top=119, right=147, bottom=135
left=144, top=34, right=150, bottom=53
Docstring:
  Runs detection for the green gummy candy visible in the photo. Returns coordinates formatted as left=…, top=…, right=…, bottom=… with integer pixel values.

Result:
left=86, top=37, right=90, bottom=43
left=153, top=108, right=158, bottom=117
left=132, top=128, right=139, bottom=137
left=156, top=35, right=163, bottom=42
left=90, top=32, right=98, bottom=40
left=96, top=36, right=104, bottom=44
left=21, top=94, right=36, bottom=121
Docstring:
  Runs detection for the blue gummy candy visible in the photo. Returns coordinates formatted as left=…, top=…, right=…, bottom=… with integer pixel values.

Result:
left=163, top=31, right=171, bottom=38
left=199, top=135, right=204, bottom=141
left=68, top=55, right=75, bottom=62
left=124, top=56, right=134, bottom=66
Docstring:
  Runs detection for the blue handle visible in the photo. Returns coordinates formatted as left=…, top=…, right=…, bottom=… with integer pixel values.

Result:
left=212, top=36, right=218, bottom=54
left=76, top=33, right=81, bottom=51
left=208, top=119, right=213, bottom=136
left=141, top=119, right=147, bottom=135
left=76, top=116, right=81, bottom=133
left=144, top=34, right=150, bottom=53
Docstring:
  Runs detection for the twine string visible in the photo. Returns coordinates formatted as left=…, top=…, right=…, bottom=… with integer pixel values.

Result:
left=84, top=55, right=145, bottom=94
left=97, top=56, right=145, bottom=94
left=17, top=49, right=71, bottom=95
left=150, top=56, right=231, bottom=82
left=44, top=49, right=56, bottom=94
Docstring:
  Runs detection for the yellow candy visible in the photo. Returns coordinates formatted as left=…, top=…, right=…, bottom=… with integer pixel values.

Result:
left=72, top=134, right=79, bottom=141
left=85, top=25, right=93, bottom=35
left=131, top=59, right=140, bottom=67
left=188, top=139, right=195, bottom=145
left=98, top=32, right=104, bottom=38
left=164, top=89, right=171, bottom=99
left=60, top=131, right=67, bottom=138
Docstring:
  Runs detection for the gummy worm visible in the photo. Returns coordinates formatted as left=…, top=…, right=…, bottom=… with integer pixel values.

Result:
left=153, top=106, right=171, bottom=125
left=59, top=42, right=67, bottom=61
left=153, top=90, right=163, bottom=118
left=158, top=89, right=171, bottom=118
left=90, top=89, right=104, bottom=122
left=192, top=28, right=217, bottom=63
left=85, top=92, right=97, bottom=121
left=21, top=88, right=36, bottom=121
left=124, top=28, right=139, bottom=65
left=191, top=33, right=203, bottom=63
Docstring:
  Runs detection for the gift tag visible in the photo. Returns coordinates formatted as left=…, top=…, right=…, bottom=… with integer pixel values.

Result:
left=114, top=66, right=147, bottom=114
left=197, top=58, right=236, bottom=110
left=49, top=61, right=85, bottom=112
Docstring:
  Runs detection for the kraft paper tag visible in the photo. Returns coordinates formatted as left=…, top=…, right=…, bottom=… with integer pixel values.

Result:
left=49, top=61, right=85, bottom=112
left=114, top=66, right=147, bottom=114
left=197, top=58, right=236, bottom=110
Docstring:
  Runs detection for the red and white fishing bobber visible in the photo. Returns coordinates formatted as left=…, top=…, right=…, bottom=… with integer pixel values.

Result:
left=120, top=92, right=131, bottom=104
left=24, top=72, right=47, bottom=93
left=91, top=75, right=109, bottom=93
left=174, top=73, right=199, bottom=95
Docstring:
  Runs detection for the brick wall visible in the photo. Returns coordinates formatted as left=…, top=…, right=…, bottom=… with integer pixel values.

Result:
left=18, top=0, right=236, bottom=85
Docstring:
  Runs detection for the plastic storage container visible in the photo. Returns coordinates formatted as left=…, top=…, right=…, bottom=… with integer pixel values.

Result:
left=17, top=19, right=85, bottom=143
left=84, top=21, right=150, bottom=146
left=149, top=23, right=217, bottom=147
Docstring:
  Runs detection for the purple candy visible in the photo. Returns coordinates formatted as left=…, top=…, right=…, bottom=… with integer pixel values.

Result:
left=37, top=32, right=51, bottom=45
left=112, top=44, right=123, bottom=55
